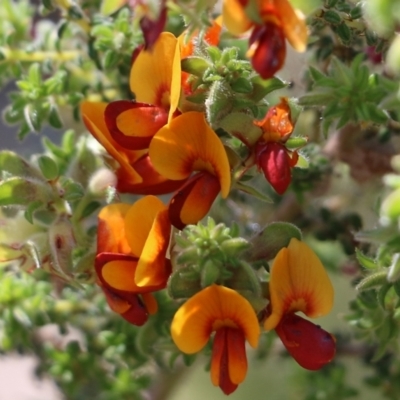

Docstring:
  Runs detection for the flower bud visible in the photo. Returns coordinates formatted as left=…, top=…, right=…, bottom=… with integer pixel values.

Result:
left=88, top=168, right=117, bottom=196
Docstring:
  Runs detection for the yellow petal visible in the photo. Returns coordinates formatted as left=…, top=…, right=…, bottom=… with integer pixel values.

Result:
left=135, top=208, right=171, bottom=287
left=80, top=101, right=142, bottom=184
left=123, top=195, right=167, bottom=257
left=97, top=203, right=132, bottom=254
left=149, top=112, right=231, bottom=197
left=130, top=32, right=181, bottom=121
left=171, top=285, right=259, bottom=354
left=264, top=238, right=334, bottom=330
left=274, top=0, right=308, bottom=52
left=223, top=0, right=253, bottom=35
left=102, top=260, right=141, bottom=291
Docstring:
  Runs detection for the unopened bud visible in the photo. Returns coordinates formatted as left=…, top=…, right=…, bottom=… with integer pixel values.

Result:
left=88, top=168, right=117, bottom=196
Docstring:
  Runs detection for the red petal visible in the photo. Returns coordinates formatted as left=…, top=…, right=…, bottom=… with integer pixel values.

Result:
left=101, top=285, right=148, bottom=326
left=168, top=172, right=221, bottom=230
left=117, top=154, right=187, bottom=195
left=256, top=142, right=292, bottom=194
left=105, top=100, right=168, bottom=150
left=140, top=0, right=167, bottom=50
left=275, top=314, right=336, bottom=370
left=249, top=22, right=286, bottom=79
left=211, top=328, right=238, bottom=395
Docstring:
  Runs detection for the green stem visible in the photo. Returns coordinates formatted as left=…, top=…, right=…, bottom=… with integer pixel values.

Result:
left=0, top=48, right=82, bottom=62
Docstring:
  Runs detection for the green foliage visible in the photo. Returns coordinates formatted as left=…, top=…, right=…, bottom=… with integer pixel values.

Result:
left=300, top=55, right=394, bottom=135
left=1, top=0, right=400, bottom=398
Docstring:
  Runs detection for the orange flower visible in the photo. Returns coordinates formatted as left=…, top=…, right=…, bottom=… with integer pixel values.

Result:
left=95, top=197, right=172, bottom=325
left=148, top=111, right=231, bottom=229
left=105, top=31, right=181, bottom=150
left=264, top=238, right=336, bottom=370
left=171, top=285, right=260, bottom=395
left=223, top=0, right=307, bottom=78
left=80, top=101, right=186, bottom=194
left=254, top=98, right=299, bottom=194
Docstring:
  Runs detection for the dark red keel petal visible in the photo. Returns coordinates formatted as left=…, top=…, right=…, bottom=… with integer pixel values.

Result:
left=117, top=154, right=187, bottom=195
left=249, top=22, right=286, bottom=80
left=105, top=100, right=168, bottom=150
left=212, top=328, right=238, bottom=396
left=101, top=285, right=148, bottom=326
left=275, top=314, right=336, bottom=370
left=139, top=0, right=167, bottom=49
left=169, top=172, right=221, bottom=230
left=256, top=142, right=292, bottom=195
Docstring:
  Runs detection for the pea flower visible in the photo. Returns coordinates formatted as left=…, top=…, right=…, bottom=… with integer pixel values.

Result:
left=171, top=285, right=260, bottom=395
left=95, top=196, right=171, bottom=325
left=264, top=238, right=336, bottom=370
left=105, top=31, right=181, bottom=150
left=254, top=97, right=299, bottom=194
left=149, top=111, right=231, bottom=229
left=223, top=0, right=307, bottom=78
left=81, top=101, right=185, bottom=195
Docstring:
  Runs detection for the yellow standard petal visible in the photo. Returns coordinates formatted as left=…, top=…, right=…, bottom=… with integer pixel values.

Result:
left=123, top=195, right=168, bottom=257
left=264, top=238, right=334, bottom=331
left=130, top=32, right=181, bottom=121
left=223, top=0, right=253, bottom=36
left=171, top=285, right=260, bottom=354
left=102, top=260, right=141, bottom=291
left=275, top=0, right=308, bottom=52
left=149, top=111, right=231, bottom=197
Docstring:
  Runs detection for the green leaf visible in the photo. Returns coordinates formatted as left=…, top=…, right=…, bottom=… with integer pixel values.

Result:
left=24, top=200, right=43, bottom=224
left=181, top=57, right=211, bottom=77
left=48, top=106, right=63, bottom=129
left=295, top=153, right=309, bottom=169
left=0, top=151, right=43, bottom=180
left=37, top=155, right=59, bottom=180
left=80, top=201, right=101, bottom=219
left=231, top=77, right=253, bottom=93
left=356, top=271, right=388, bottom=291
left=27, top=63, right=42, bottom=86
left=250, top=76, right=287, bottom=101
left=235, top=181, right=273, bottom=203
left=0, top=177, right=52, bottom=206
left=299, top=91, right=333, bottom=106
left=355, top=248, right=377, bottom=270
left=248, top=222, right=302, bottom=261
left=167, top=269, right=202, bottom=299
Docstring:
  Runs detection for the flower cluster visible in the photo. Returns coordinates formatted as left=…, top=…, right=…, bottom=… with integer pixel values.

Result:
left=79, top=11, right=334, bottom=396
left=171, top=237, right=335, bottom=394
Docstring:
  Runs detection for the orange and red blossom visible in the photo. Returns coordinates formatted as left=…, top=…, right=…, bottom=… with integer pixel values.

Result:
left=80, top=101, right=185, bottom=195
left=223, top=0, right=307, bottom=79
left=254, top=98, right=298, bottom=194
left=105, top=31, right=181, bottom=151
left=95, top=197, right=172, bottom=325
left=264, top=238, right=336, bottom=370
left=149, top=111, right=231, bottom=229
left=171, top=285, right=260, bottom=395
